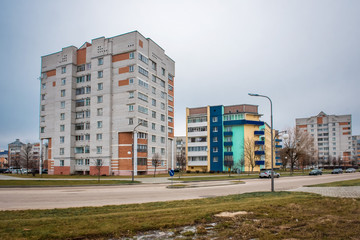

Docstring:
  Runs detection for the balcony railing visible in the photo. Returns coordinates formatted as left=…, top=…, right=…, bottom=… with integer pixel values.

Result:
left=224, top=131, right=233, bottom=136
left=255, top=160, right=265, bottom=165
left=255, top=150, right=265, bottom=155
left=275, top=162, right=283, bottom=166
left=224, top=141, right=233, bottom=146
left=254, top=130, right=264, bottom=135
left=255, top=141, right=265, bottom=145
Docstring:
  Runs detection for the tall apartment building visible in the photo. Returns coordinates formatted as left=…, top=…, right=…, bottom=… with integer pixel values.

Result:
left=186, top=104, right=279, bottom=173
left=40, top=31, right=175, bottom=175
left=296, top=111, right=352, bottom=165
left=352, top=135, right=360, bottom=165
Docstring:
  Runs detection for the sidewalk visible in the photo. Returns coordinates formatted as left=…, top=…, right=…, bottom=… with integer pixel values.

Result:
left=288, top=186, right=360, bottom=198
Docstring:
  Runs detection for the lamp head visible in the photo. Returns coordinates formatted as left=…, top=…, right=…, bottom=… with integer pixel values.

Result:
left=248, top=93, right=259, bottom=96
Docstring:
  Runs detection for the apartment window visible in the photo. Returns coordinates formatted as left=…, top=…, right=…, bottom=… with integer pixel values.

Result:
left=98, top=71, right=103, bottom=78
left=138, top=53, right=148, bottom=64
left=161, top=137, right=165, bottom=144
left=60, top=148, right=64, bottom=155
left=40, top=116, right=45, bottom=122
left=152, top=147, right=155, bottom=154
left=96, top=134, right=102, bottom=140
left=77, top=65, right=85, bottom=72
left=129, top=52, right=134, bottom=59
left=168, top=128, right=173, bottom=133
left=213, top=137, right=218, bottom=142
left=213, top=156, right=219, bottom=162
left=97, top=147, right=102, bottom=154
left=168, top=117, right=173, bottom=123
left=168, top=95, right=173, bottom=102
left=161, top=67, right=165, bottom=76
left=86, top=86, right=91, bottom=94
left=129, top=105, right=134, bottom=112
left=138, top=79, right=149, bottom=89
left=138, top=105, right=148, bottom=114
left=40, top=127, right=45, bottom=133
left=86, top=74, right=91, bottom=81
left=152, top=135, right=156, bottom=142
left=60, top=136, right=64, bottom=143
left=85, top=110, right=90, bottom=118
left=152, top=99, right=156, bottom=107
left=97, top=96, right=103, bottom=103
left=85, top=134, right=90, bottom=140
left=60, top=113, right=65, bottom=120
left=152, top=87, right=156, bottom=94
left=213, top=147, right=218, bottom=153
left=225, top=127, right=232, bottom=132
left=212, top=117, right=218, bottom=122
left=161, top=114, right=165, bottom=121
left=60, top=125, right=65, bottom=132
left=152, top=61, right=156, bottom=70
left=129, top=91, right=134, bottom=99
left=61, top=66, right=66, bottom=74
left=84, top=146, right=89, bottom=154
left=161, top=125, right=165, bottom=132
left=168, top=74, right=174, bottom=81
left=160, top=80, right=165, bottom=87
left=96, top=159, right=102, bottom=166
left=225, top=146, right=232, bottom=152
left=61, top=78, right=66, bottom=85
left=168, top=85, right=173, bottom=91
left=138, top=119, right=148, bottom=127
left=138, top=92, right=148, bottom=102
left=75, top=147, right=84, bottom=154
left=85, top=159, right=90, bottom=165
left=98, top=83, right=103, bottom=90
left=61, top=90, right=66, bottom=97
left=129, top=65, right=134, bottom=72
left=129, top=78, right=134, bottom=84
left=168, top=106, right=173, bottom=112
left=60, top=160, right=64, bottom=166
left=138, top=66, right=149, bottom=77
left=97, top=108, right=103, bottom=116
left=161, top=103, right=165, bottom=110
left=42, top=83, right=46, bottom=89
left=76, top=76, right=85, bottom=83
left=152, top=123, right=156, bottom=130
left=41, top=105, right=45, bottom=111
left=213, top=127, right=218, bottom=132
left=128, top=118, right=134, bottom=125
left=98, top=58, right=103, bottom=65
left=152, top=75, right=156, bottom=82
left=97, top=121, right=102, bottom=128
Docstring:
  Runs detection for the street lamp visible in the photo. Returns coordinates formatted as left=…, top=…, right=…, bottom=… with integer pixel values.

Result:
left=248, top=93, right=275, bottom=192
left=131, top=123, right=142, bottom=182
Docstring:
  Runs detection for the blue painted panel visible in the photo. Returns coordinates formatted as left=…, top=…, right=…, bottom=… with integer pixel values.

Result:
left=224, top=152, right=233, bottom=156
left=275, top=156, right=280, bottom=160
left=209, top=106, right=224, bottom=172
left=224, top=120, right=264, bottom=126
left=275, top=145, right=282, bottom=148
left=255, top=150, right=265, bottom=155
left=254, top=130, right=265, bottom=135
left=255, top=160, right=265, bottom=165
left=276, top=162, right=283, bottom=166
left=255, top=141, right=265, bottom=145
left=224, top=131, right=233, bottom=136
left=224, top=141, right=233, bottom=146
left=275, top=139, right=282, bottom=142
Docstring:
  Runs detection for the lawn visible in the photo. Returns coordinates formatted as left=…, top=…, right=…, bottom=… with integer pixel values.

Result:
left=0, top=180, right=139, bottom=187
left=0, top=192, right=359, bottom=239
left=308, top=178, right=360, bottom=187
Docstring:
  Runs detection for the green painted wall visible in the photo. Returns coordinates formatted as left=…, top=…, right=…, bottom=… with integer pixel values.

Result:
left=225, top=125, right=245, bottom=171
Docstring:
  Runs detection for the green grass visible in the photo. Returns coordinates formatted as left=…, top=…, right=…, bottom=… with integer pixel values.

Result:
left=308, top=178, right=360, bottom=187
left=0, top=180, right=139, bottom=187
left=0, top=192, right=359, bottom=239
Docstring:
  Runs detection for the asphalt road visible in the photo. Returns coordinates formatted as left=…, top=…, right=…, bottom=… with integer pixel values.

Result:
left=0, top=173, right=359, bottom=210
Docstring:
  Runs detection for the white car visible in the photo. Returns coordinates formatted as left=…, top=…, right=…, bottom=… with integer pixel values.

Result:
left=345, top=168, right=356, bottom=173
left=259, top=170, right=280, bottom=178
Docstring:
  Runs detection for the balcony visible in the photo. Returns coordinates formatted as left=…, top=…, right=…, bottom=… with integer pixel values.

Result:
left=255, top=150, right=265, bottom=155
left=276, top=162, right=283, bottom=166
left=275, top=145, right=282, bottom=148
left=255, top=141, right=264, bottom=145
left=255, top=160, right=265, bottom=165
left=224, top=131, right=233, bottom=136
left=224, top=141, right=233, bottom=146
left=188, top=160, right=208, bottom=166
left=275, top=156, right=280, bottom=160
left=254, top=130, right=264, bottom=135
left=224, top=152, right=233, bottom=156
left=275, top=139, right=282, bottom=143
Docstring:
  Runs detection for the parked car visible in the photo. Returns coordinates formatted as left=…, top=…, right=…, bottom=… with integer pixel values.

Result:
left=42, top=169, right=48, bottom=174
left=259, top=170, right=280, bottom=178
left=331, top=168, right=343, bottom=174
left=345, top=168, right=356, bottom=173
left=309, top=169, right=322, bottom=175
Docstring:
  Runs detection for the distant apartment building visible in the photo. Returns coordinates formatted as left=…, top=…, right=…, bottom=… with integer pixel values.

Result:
left=0, top=150, right=8, bottom=168
left=40, top=31, right=175, bottom=175
left=175, top=136, right=186, bottom=169
left=185, top=104, right=280, bottom=173
left=352, top=135, right=360, bottom=165
left=7, top=139, right=40, bottom=169
left=8, top=139, right=25, bottom=168
left=296, top=112, right=352, bottom=165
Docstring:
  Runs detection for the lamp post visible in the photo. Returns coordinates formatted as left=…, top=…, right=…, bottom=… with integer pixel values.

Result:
left=248, top=93, right=275, bottom=192
left=131, top=123, right=142, bottom=182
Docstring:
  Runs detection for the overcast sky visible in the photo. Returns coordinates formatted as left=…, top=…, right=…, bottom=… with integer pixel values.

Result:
left=0, top=0, right=359, bottom=149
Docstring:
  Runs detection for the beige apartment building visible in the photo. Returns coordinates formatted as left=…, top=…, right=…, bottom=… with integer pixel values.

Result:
left=296, top=111, right=352, bottom=165
left=40, top=31, right=175, bottom=175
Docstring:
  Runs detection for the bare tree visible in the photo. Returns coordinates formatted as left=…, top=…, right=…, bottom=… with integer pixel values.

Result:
left=281, top=127, right=315, bottom=175
left=21, top=143, right=34, bottom=175
left=176, top=149, right=186, bottom=178
left=243, top=137, right=258, bottom=173
left=234, top=155, right=245, bottom=174
left=93, top=159, right=104, bottom=183
left=152, top=153, right=161, bottom=177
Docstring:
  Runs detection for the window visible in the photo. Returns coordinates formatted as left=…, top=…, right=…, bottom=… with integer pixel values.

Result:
left=128, top=118, right=133, bottom=125
left=161, top=67, right=165, bottom=76
left=77, top=65, right=85, bottom=72
left=152, top=111, right=156, bottom=118
left=152, top=75, right=156, bottom=82
left=59, top=148, right=64, bottom=155
left=138, top=119, right=148, bottom=127
left=85, top=110, right=90, bottom=118
left=138, top=145, right=147, bottom=152
left=168, top=74, right=174, bottom=81
left=168, top=95, right=173, bottom=102
left=98, top=83, right=103, bottom=90
left=40, top=116, right=45, bottom=122
left=225, top=146, right=232, bottom=152
left=138, top=132, right=148, bottom=139
left=138, top=79, right=149, bottom=89
left=85, top=134, right=90, bottom=140
left=138, top=53, right=148, bottom=64
left=161, top=148, right=165, bottom=155
left=161, top=125, right=165, bottom=132
left=97, top=147, right=102, bottom=154
left=152, top=99, right=156, bottom=106
left=85, top=159, right=90, bottom=165
left=75, top=135, right=83, bottom=141
left=138, top=105, right=148, bottom=114
left=213, top=156, right=218, bottom=162
left=76, top=76, right=85, bottom=83
left=160, top=80, right=165, bottom=87
left=97, top=121, right=103, bottom=128
left=96, top=133, right=102, bottom=140
left=129, top=65, right=134, bottom=72
left=152, top=123, right=156, bottom=130
left=42, top=83, right=46, bottom=89
left=152, top=61, right=156, bottom=70
left=60, top=160, right=64, bottom=166
left=97, top=96, right=103, bottom=103
left=161, top=114, right=165, bottom=121
left=60, top=113, right=65, bottom=120
left=213, top=127, right=218, bottom=132
left=76, top=159, right=83, bottom=165
left=213, top=147, right=218, bottom=153
left=152, top=87, right=156, bottom=94
left=98, top=58, right=103, bottom=65
left=168, top=117, right=173, bottom=123
left=129, top=78, right=134, bottom=84
left=225, top=127, right=232, bottom=132
left=61, top=78, right=66, bottom=85
left=41, top=105, right=45, bottom=111
left=129, top=91, right=134, bottom=99
left=96, top=159, right=102, bottom=166
left=98, top=71, right=103, bottom=78
left=161, top=102, right=165, bottom=110
left=138, top=92, right=148, bottom=102
left=86, top=74, right=91, bottom=81
left=84, top=146, right=89, bottom=154
left=86, top=86, right=91, bottom=94
left=40, top=127, right=45, bottom=133
left=128, top=105, right=134, bottom=112
left=168, top=85, right=173, bottom=91
left=60, top=136, right=64, bottom=143
left=168, top=106, right=173, bottom=112
left=213, top=137, right=218, bottom=142
left=75, top=147, right=84, bottom=154
left=212, top=117, right=218, bottom=122
left=138, top=66, right=149, bottom=77
left=152, top=147, right=156, bottom=154
left=61, top=90, right=66, bottom=97
left=97, top=108, right=103, bottom=116
left=161, top=91, right=166, bottom=99
left=61, top=66, right=66, bottom=74
left=161, top=137, right=165, bottom=144
left=152, top=135, right=156, bottom=142
left=168, top=128, right=173, bottom=133
left=129, top=52, right=134, bottom=59
left=60, top=125, right=65, bottom=132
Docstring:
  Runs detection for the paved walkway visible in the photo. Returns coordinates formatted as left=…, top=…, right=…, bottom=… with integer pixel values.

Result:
left=289, top=186, right=360, bottom=198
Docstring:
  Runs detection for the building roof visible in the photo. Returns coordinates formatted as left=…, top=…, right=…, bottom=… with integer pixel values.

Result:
left=8, top=139, right=25, bottom=147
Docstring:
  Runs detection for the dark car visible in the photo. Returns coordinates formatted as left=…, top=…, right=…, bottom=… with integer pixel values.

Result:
left=42, top=169, right=48, bottom=174
left=331, top=168, right=343, bottom=174
left=309, top=169, right=322, bottom=175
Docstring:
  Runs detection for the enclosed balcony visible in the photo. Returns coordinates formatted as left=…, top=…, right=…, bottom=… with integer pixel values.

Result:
left=224, top=141, right=233, bottom=146
left=275, top=144, right=282, bottom=148
left=255, top=150, right=265, bottom=155
left=224, top=131, right=233, bottom=136
left=255, top=160, right=265, bottom=165
left=276, top=162, right=283, bottom=166
left=255, top=141, right=264, bottom=145
left=254, top=130, right=264, bottom=135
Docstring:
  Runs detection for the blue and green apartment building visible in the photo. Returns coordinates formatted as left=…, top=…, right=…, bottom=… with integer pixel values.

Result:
left=186, top=104, right=282, bottom=172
